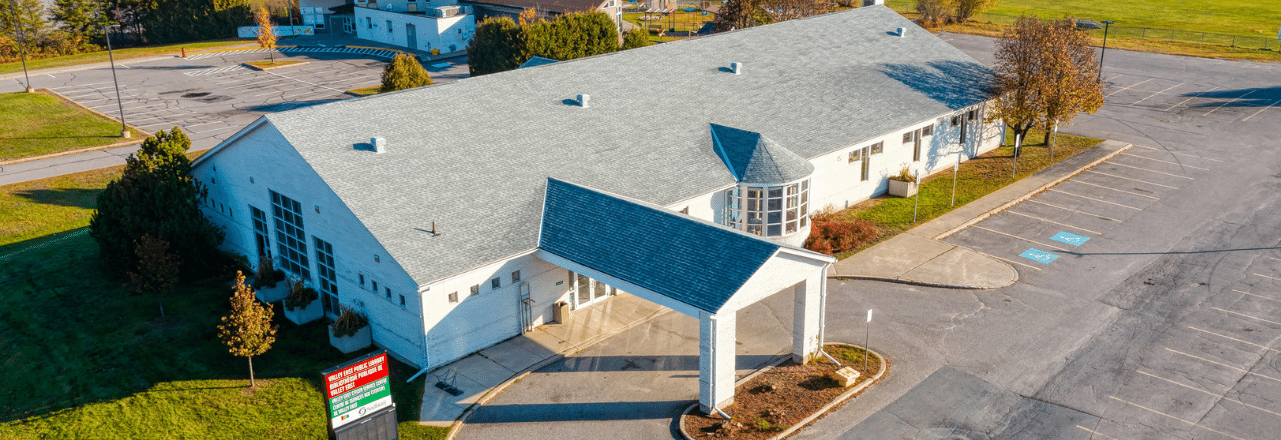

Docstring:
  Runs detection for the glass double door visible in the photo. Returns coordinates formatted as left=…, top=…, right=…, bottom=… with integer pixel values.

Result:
left=575, top=274, right=616, bottom=308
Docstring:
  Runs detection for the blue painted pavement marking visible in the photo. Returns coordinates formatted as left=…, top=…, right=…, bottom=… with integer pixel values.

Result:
left=1020, top=248, right=1060, bottom=264
left=1050, top=231, right=1090, bottom=246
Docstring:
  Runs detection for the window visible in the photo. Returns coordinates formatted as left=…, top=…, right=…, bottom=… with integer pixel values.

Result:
left=921, top=124, right=933, bottom=137
left=870, top=141, right=883, bottom=155
left=387, top=20, right=393, bottom=33
left=315, top=238, right=338, bottom=316
left=366, top=17, right=372, bottom=29
left=358, top=273, right=365, bottom=287
left=371, top=280, right=378, bottom=293
left=407, top=2, right=417, bottom=11
left=968, top=110, right=977, bottom=120
left=848, top=150, right=861, bottom=162
left=251, top=206, right=269, bottom=259
left=511, top=271, right=521, bottom=283
left=902, top=132, right=914, bottom=144
left=271, top=191, right=310, bottom=279
left=951, top=115, right=960, bottom=126
left=491, top=277, right=500, bottom=289
left=723, top=180, right=809, bottom=237
left=448, top=291, right=458, bottom=303
left=399, top=294, right=406, bottom=306
left=470, top=285, right=479, bottom=296
left=385, top=287, right=391, bottom=299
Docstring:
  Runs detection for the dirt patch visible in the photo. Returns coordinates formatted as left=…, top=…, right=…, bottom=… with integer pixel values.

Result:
left=683, top=344, right=885, bottom=439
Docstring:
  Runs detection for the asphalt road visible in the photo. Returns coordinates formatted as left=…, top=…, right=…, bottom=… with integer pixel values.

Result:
left=459, top=35, right=1281, bottom=440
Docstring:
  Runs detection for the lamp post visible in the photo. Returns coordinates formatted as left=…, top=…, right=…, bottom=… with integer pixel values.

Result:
left=103, top=24, right=130, bottom=139
left=1098, top=20, right=1114, bottom=82
left=10, top=0, right=34, bottom=92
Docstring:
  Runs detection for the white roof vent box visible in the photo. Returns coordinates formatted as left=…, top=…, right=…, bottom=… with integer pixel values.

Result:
left=898, top=26, right=907, bottom=37
left=372, top=137, right=386, bottom=154
left=731, top=62, right=742, bottom=75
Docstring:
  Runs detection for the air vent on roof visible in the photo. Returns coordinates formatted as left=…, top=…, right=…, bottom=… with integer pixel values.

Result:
left=577, top=94, right=590, bottom=108
left=372, top=137, right=386, bottom=154
left=898, top=27, right=906, bottom=37
left=731, top=62, right=742, bottom=75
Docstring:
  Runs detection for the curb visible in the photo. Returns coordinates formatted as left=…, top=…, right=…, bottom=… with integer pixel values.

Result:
left=677, top=344, right=889, bottom=440
left=932, top=142, right=1133, bottom=240
left=0, top=43, right=257, bottom=81
left=441, top=306, right=675, bottom=440
left=0, top=89, right=149, bottom=167
left=242, top=61, right=310, bottom=71
left=827, top=274, right=993, bottom=290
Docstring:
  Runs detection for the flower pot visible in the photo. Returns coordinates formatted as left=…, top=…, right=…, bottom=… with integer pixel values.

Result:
left=887, top=179, right=917, bottom=198
left=255, top=283, right=288, bottom=303
left=329, top=324, right=372, bottom=354
left=284, top=298, right=323, bottom=325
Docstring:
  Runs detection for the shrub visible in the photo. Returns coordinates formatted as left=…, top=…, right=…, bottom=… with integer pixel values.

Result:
left=284, top=279, right=319, bottom=311
left=332, top=305, right=369, bottom=338
left=890, top=166, right=914, bottom=182
left=953, top=0, right=998, bottom=22
left=915, top=0, right=956, bottom=28
left=804, top=209, right=879, bottom=255
left=622, top=27, right=651, bottom=50
left=252, top=256, right=282, bottom=289
left=380, top=53, right=433, bottom=92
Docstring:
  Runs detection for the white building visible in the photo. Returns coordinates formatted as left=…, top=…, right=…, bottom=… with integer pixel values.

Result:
left=192, top=6, right=1002, bottom=411
left=300, top=0, right=476, bottom=54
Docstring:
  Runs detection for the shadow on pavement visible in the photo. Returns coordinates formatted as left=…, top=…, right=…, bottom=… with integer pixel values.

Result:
left=1180, top=86, right=1281, bottom=109
left=467, top=400, right=692, bottom=423
left=543, top=354, right=782, bottom=373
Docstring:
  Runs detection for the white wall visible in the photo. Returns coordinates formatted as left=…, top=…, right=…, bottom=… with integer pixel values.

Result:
left=354, top=7, right=474, bottom=53
left=195, top=122, right=428, bottom=368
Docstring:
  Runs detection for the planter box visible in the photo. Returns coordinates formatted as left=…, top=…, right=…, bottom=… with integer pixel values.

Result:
left=887, top=179, right=917, bottom=198
left=284, top=298, right=323, bottom=325
left=329, top=324, right=372, bottom=354
left=255, top=283, right=288, bottom=303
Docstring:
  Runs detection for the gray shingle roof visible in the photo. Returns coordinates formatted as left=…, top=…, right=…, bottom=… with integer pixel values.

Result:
left=710, top=124, right=815, bottom=184
left=518, top=56, right=559, bottom=69
left=540, top=178, right=780, bottom=313
left=254, top=6, right=994, bottom=286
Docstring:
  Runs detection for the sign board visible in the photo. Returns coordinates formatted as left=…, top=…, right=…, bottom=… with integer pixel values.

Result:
left=323, top=351, right=393, bottom=430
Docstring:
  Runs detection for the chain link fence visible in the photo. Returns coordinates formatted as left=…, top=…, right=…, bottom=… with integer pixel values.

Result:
left=881, top=0, right=1280, bottom=51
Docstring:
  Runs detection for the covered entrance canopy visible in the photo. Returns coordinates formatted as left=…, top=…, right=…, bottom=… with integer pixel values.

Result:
left=537, top=178, right=835, bottom=412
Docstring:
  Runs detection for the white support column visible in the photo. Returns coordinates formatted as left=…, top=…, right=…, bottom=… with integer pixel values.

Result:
left=699, top=310, right=736, bottom=413
left=792, top=277, right=821, bottom=364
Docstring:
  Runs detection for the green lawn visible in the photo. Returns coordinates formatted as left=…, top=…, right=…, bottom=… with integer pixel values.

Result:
left=348, top=86, right=384, bottom=96
left=0, top=40, right=251, bottom=76
left=0, top=91, right=145, bottom=161
left=0, top=167, right=446, bottom=439
left=623, top=10, right=715, bottom=42
left=984, top=0, right=1281, bottom=38
left=833, top=129, right=1101, bottom=258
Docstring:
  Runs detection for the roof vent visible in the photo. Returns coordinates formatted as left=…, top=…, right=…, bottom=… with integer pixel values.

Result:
left=898, top=27, right=907, bottom=37
left=372, top=137, right=386, bottom=154
left=731, top=62, right=742, bottom=75
left=577, top=94, right=590, bottom=108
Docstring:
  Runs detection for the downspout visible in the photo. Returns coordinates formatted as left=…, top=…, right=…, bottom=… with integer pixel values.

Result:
left=815, top=264, right=841, bottom=365
left=408, top=285, right=432, bottom=383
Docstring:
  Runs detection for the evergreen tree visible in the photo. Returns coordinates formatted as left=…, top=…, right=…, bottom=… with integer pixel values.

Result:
left=468, top=16, right=524, bottom=76
left=140, top=0, right=250, bottom=44
left=469, top=11, right=620, bottom=76
left=621, top=27, right=651, bottom=50
left=90, top=127, right=225, bottom=280
left=2, top=0, right=49, bottom=38
left=218, top=271, right=277, bottom=388
left=380, top=53, right=432, bottom=92
left=52, top=0, right=111, bottom=39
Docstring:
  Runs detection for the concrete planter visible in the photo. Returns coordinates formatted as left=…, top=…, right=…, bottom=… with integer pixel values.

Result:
left=284, top=298, right=323, bottom=325
left=255, top=283, right=288, bottom=303
left=887, top=179, right=917, bottom=198
left=329, top=324, right=372, bottom=354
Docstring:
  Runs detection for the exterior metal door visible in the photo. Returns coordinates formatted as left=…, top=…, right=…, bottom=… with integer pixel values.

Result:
left=405, top=23, right=417, bottom=50
left=912, top=128, right=922, bottom=162
left=518, top=283, right=533, bottom=333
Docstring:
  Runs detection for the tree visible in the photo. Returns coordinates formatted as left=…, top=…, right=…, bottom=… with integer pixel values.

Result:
left=255, top=6, right=275, bottom=62
left=380, top=53, right=432, bottom=92
left=621, top=27, right=651, bottom=50
left=52, top=0, right=112, bottom=40
left=714, top=0, right=772, bottom=31
left=129, top=234, right=180, bottom=319
left=989, top=16, right=1102, bottom=147
left=468, top=16, right=524, bottom=76
left=953, top=0, right=997, bottom=23
left=140, top=0, right=251, bottom=45
left=914, top=0, right=955, bottom=27
left=218, top=271, right=277, bottom=388
left=2, top=0, right=49, bottom=39
left=516, top=7, right=537, bottom=26
left=468, top=11, right=619, bottom=76
left=90, top=127, right=225, bottom=279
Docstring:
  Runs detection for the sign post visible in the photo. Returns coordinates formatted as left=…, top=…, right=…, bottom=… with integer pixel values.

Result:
left=322, top=350, right=397, bottom=440
left=951, top=156, right=959, bottom=207
left=864, top=309, right=872, bottom=371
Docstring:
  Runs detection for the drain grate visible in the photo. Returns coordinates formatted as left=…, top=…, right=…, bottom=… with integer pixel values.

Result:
left=181, top=92, right=211, bottom=98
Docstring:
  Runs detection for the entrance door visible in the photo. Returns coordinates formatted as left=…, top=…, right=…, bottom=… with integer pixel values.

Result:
left=860, top=146, right=870, bottom=181
left=575, top=274, right=615, bottom=308
left=518, top=283, right=533, bottom=333
left=405, top=23, right=417, bottom=50
left=912, top=128, right=923, bottom=162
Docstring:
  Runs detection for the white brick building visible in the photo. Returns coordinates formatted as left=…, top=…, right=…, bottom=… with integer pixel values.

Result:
left=192, top=6, right=1003, bottom=411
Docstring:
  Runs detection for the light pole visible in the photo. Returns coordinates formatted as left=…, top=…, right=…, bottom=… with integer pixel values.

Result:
left=103, top=24, right=130, bottom=139
left=10, top=0, right=34, bottom=92
left=1098, top=20, right=1114, bottom=82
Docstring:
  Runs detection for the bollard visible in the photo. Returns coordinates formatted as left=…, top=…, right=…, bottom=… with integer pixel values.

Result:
left=181, top=48, right=187, bottom=57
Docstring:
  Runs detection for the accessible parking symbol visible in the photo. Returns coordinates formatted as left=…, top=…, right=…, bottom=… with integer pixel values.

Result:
left=1050, top=231, right=1090, bottom=246
left=1020, top=248, right=1059, bottom=264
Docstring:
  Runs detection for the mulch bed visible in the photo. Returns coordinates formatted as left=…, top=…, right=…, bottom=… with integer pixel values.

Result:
left=682, top=344, right=886, bottom=439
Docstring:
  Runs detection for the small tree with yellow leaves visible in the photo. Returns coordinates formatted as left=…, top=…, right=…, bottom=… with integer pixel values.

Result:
left=256, top=7, right=277, bottom=63
left=218, top=271, right=277, bottom=388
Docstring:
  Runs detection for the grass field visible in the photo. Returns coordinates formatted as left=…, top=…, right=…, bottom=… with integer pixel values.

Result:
left=0, top=40, right=251, bottom=76
left=348, top=86, right=384, bottom=96
left=0, top=166, right=447, bottom=439
left=833, top=129, right=1101, bottom=259
left=0, top=91, right=145, bottom=161
left=984, top=0, right=1281, bottom=38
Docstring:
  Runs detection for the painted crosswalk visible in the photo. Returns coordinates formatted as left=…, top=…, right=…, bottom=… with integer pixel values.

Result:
left=183, top=65, right=249, bottom=76
left=183, top=47, right=400, bottom=61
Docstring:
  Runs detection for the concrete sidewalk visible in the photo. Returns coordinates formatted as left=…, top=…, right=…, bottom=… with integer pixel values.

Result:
left=419, top=293, right=670, bottom=428
left=830, top=140, right=1132, bottom=288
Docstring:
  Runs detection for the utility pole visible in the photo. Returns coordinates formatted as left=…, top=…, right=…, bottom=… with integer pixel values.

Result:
left=104, top=24, right=130, bottom=139
left=1098, top=20, right=1114, bottom=82
left=10, top=0, right=34, bottom=92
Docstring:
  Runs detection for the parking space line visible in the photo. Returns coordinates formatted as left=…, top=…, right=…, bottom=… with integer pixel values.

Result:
left=1065, top=180, right=1160, bottom=200
left=50, top=81, right=114, bottom=90
left=1253, top=273, right=1281, bottom=282
left=1234, top=289, right=1281, bottom=304
left=1137, top=370, right=1281, bottom=419
left=972, top=250, right=1042, bottom=271
left=1166, top=347, right=1281, bottom=383
left=1241, top=100, right=1280, bottom=122
left=183, top=121, right=223, bottom=128
left=1189, top=326, right=1281, bottom=353
left=972, top=226, right=1070, bottom=252
left=1046, top=189, right=1143, bottom=210
left=190, top=125, right=241, bottom=134
left=1205, top=89, right=1257, bottom=116
left=1210, top=307, right=1281, bottom=327
left=1084, top=170, right=1179, bottom=189
left=1026, top=199, right=1123, bottom=222
left=1268, top=257, right=1281, bottom=263
left=1130, top=145, right=1223, bottom=162
left=1128, top=82, right=1185, bottom=106
left=1105, top=162, right=1196, bottom=180
left=280, top=89, right=324, bottom=100
left=263, top=70, right=345, bottom=93
left=1166, top=86, right=1222, bottom=112
left=1107, top=396, right=1252, bottom=440
left=1106, top=78, right=1155, bottom=98
left=1120, top=153, right=1211, bottom=171
left=1075, top=426, right=1123, bottom=440
left=1005, top=210, right=1102, bottom=234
